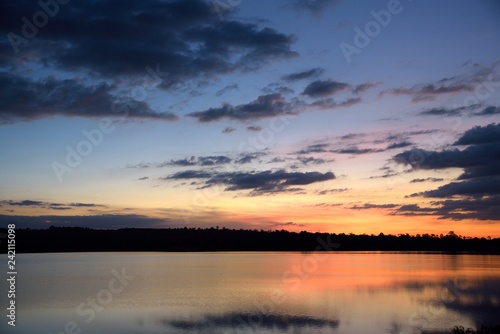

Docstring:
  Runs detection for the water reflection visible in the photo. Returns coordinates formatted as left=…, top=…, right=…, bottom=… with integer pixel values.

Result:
left=146, top=312, right=339, bottom=333
left=440, top=279, right=500, bottom=329
left=380, top=277, right=499, bottom=334
left=2, top=252, right=499, bottom=334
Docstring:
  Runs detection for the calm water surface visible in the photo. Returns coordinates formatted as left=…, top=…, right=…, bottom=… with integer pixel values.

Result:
left=1, top=252, right=499, bottom=334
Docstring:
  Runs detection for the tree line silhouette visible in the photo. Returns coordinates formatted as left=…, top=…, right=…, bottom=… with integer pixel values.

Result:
left=2, top=226, right=499, bottom=253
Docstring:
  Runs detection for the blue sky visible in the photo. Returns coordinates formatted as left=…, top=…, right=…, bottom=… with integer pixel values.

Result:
left=1, top=0, right=499, bottom=236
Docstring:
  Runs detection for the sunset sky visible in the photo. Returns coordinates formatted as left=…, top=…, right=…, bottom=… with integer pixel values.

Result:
left=1, top=0, right=499, bottom=237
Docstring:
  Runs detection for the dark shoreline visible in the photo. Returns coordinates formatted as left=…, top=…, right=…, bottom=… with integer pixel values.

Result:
left=2, top=226, right=499, bottom=254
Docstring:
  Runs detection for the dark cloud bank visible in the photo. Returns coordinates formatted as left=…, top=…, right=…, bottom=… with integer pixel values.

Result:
left=394, top=123, right=500, bottom=220
left=0, top=0, right=297, bottom=123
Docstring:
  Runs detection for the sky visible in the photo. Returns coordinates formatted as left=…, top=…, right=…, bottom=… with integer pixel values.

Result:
left=0, top=0, right=499, bottom=237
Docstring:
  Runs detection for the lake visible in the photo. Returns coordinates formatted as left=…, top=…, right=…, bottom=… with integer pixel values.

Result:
left=1, top=252, right=499, bottom=334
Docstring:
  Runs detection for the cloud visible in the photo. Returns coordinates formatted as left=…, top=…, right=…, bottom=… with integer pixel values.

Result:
left=382, top=129, right=441, bottom=144
left=396, top=130, right=500, bottom=199
left=247, top=125, right=262, bottom=132
left=394, top=204, right=437, bottom=216
left=289, top=0, right=343, bottom=15
left=210, top=170, right=335, bottom=195
left=369, top=171, right=402, bottom=179
left=48, top=206, right=72, bottom=211
left=412, top=177, right=500, bottom=198
left=418, top=108, right=463, bottom=116
left=394, top=197, right=500, bottom=221
left=386, top=141, right=413, bottom=150
left=352, top=82, right=382, bottom=95
left=166, top=155, right=232, bottom=167
left=400, top=129, right=441, bottom=136
left=222, top=127, right=236, bottom=134
left=69, top=203, right=104, bottom=207
left=302, top=80, right=349, bottom=97
left=0, top=200, right=104, bottom=210
left=410, top=177, right=444, bottom=183
left=457, top=161, right=500, bottom=180
left=274, top=221, right=306, bottom=227
left=128, top=155, right=233, bottom=168
left=138, top=177, right=149, bottom=181
left=188, top=78, right=368, bottom=123
left=309, top=97, right=362, bottom=110
left=333, top=147, right=384, bottom=155
left=261, top=82, right=295, bottom=95
left=269, top=157, right=286, bottom=163
left=453, top=123, right=500, bottom=146
left=340, top=133, right=365, bottom=140
left=316, top=188, right=349, bottom=195
left=350, top=203, right=399, bottom=210
left=163, top=157, right=197, bottom=167
left=355, top=200, right=497, bottom=221
left=215, top=83, right=239, bottom=97
left=163, top=170, right=213, bottom=180
left=187, top=94, right=300, bottom=122
left=417, top=105, right=499, bottom=118
left=314, top=202, right=343, bottom=207
left=0, top=73, right=179, bottom=124
left=394, top=141, right=500, bottom=195
left=0, top=0, right=300, bottom=123
left=235, top=152, right=265, bottom=164
left=393, top=123, right=500, bottom=220
left=380, top=82, right=473, bottom=102
left=431, top=196, right=500, bottom=220
left=166, top=169, right=335, bottom=195
left=474, top=106, right=500, bottom=116
left=296, top=143, right=330, bottom=154
left=417, top=105, right=500, bottom=118
left=1, top=1, right=297, bottom=85
left=282, top=68, right=324, bottom=81
left=126, top=162, right=152, bottom=169
left=296, top=141, right=384, bottom=156
left=393, top=144, right=500, bottom=171
left=198, top=156, right=232, bottom=166
left=128, top=152, right=270, bottom=170
left=297, top=156, right=331, bottom=165
left=4, top=200, right=44, bottom=207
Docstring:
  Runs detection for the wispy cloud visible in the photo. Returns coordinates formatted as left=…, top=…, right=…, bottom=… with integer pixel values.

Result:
left=0, top=200, right=105, bottom=210
left=222, top=127, right=236, bottom=134
left=166, top=156, right=232, bottom=167
left=410, top=177, right=444, bottom=183
left=282, top=68, right=324, bottom=81
left=316, top=188, right=349, bottom=195
left=288, top=0, right=343, bottom=15
left=380, top=83, right=473, bottom=102
left=247, top=125, right=263, bottom=132
left=216, top=83, right=239, bottom=97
